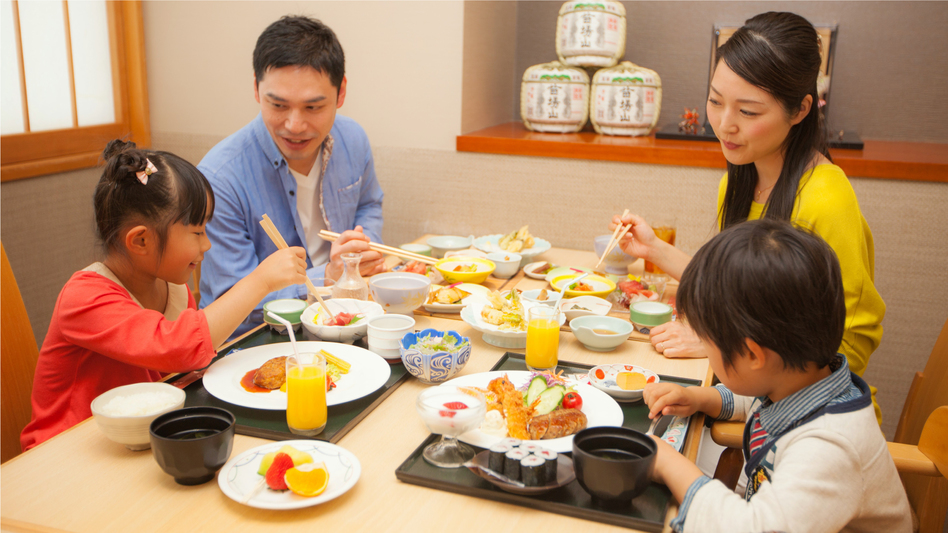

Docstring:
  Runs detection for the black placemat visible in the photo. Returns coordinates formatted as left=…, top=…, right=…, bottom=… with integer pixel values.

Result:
left=175, top=327, right=409, bottom=443
left=395, top=352, right=702, bottom=531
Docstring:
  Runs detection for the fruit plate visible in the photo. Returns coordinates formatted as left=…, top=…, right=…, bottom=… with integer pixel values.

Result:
left=423, top=283, right=492, bottom=313
left=202, top=342, right=391, bottom=410
left=467, top=450, right=575, bottom=495
left=442, top=371, right=623, bottom=453
left=218, top=440, right=360, bottom=509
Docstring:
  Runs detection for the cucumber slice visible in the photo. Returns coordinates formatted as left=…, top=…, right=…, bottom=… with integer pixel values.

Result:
left=533, top=385, right=565, bottom=416
left=525, top=376, right=548, bottom=407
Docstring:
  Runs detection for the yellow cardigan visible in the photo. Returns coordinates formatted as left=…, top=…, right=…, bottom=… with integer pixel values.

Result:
left=717, top=164, right=885, bottom=422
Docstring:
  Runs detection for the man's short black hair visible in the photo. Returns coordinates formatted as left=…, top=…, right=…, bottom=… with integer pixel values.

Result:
left=253, top=16, right=345, bottom=90
left=677, top=219, right=845, bottom=371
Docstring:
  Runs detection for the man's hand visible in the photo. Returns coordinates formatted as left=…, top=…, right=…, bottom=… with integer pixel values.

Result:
left=650, top=321, right=709, bottom=359
left=325, top=226, right=386, bottom=280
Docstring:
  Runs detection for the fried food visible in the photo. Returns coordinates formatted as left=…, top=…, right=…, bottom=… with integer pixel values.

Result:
left=498, top=225, right=535, bottom=252
left=488, top=374, right=532, bottom=440
left=527, top=408, right=588, bottom=440
left=253, top=356, right=287, bottom=390
left=427, top=285, right=471, bottom=305
left=480, top=290, right=526, bottom=331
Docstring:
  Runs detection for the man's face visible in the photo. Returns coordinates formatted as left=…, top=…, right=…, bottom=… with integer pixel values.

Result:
left=254, top=66, right=346, bottom=175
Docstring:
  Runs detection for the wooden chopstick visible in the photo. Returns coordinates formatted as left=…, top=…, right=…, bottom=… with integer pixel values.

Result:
left=318, top=229, right=437, bottom=266
left=259, top=215, right=335, bottom=320
left=596, top=209, right=630, bottom=268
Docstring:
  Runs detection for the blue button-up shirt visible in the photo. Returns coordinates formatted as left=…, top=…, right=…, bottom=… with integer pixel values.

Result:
left=197, top=114, right=383, bottom=335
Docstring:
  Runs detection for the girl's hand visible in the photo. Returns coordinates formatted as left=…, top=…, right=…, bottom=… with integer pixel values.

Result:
left=326, top=226, right=386, bottom=280
left=650, top=321, right=709, bottom=359
left=610, top=213, right=657, bottom=259
left=643, top=382, right=699, bottom=419
left=255, top=246, right=308, bottom=293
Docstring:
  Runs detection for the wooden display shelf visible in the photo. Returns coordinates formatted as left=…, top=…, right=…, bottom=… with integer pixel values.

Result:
left=457, top=122, right=948, bottom=183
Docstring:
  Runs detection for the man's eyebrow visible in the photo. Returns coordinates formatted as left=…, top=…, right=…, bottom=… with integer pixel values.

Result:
left=708, top=85, right=764, bottom=105
left=264, top=93, right=327, bottom=104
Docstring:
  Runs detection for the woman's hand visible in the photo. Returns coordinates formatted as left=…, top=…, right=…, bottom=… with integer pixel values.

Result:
left=325, top=226, right=386, bottom=280
left=610, top=212, right=657, bottom=259
left=254, top=246, right=308, bottom=293
left=650, top=321, right=708, bottom=359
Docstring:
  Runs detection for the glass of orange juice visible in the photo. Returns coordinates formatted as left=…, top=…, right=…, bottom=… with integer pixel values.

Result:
left=526, top=306, right=560, bottom=372
left=645, top=219, right=677, bottom=274
left=285, top=352, right=327, bottom=436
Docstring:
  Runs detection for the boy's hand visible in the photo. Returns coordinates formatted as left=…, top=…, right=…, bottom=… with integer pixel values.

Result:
left=326, top=226, right=386, bottom=280
left=255, top=246, right=308, bottom=293
left=643, top=382, right=700, bottom=419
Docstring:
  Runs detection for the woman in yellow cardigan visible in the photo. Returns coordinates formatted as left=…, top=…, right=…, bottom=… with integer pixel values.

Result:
left=614, top=12, right=884, bottom=422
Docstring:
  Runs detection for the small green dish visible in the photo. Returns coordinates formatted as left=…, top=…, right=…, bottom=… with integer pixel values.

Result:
left=628, top=301, right=673, bottom=334
left=262, top=299, right=307, bottom=326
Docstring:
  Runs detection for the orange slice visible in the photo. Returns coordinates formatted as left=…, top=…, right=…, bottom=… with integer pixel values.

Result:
left=284, top=462, right=329, bottom=497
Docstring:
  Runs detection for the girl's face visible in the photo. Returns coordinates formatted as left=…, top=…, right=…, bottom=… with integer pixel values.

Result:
left=706, top=62, right=807, bottom=169
left=157, top=221, right=211, bottom=286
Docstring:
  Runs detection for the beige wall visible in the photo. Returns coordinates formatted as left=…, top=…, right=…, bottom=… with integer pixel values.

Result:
left=2, top=0, right=946, bottom=441
left=461, top=1, right=518, bottom=134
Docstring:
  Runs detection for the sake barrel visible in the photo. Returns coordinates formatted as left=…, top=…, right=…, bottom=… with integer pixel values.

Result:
left=590, top=62, right=662, bottom=136
left=556, top=0, right=626, bottom=68
left=520, top=62, right=590, bottom=133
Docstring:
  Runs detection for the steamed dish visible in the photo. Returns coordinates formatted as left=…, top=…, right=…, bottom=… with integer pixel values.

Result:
left=99, top=391, right=181, bottom=417
left=498, top=226, right=535, bottom=252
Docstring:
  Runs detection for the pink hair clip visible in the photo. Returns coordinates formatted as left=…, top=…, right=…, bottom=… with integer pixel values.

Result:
left=136, top=158, right=157, bottom=185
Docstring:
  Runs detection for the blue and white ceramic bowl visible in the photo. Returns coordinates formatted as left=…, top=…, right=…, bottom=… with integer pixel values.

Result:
left=399, top=329, right=472, bottom=384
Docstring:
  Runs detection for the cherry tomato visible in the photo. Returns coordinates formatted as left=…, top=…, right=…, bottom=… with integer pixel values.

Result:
left=563, top=391, right=583, bottom=410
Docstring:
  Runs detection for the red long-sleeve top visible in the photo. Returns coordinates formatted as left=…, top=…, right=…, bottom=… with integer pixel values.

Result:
left=21, top=265, right=215, bottom=450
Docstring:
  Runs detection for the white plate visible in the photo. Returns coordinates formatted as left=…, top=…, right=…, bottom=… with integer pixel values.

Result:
left=523, top=261, right=558, bottom=280
left=588, top=364, right=660, bottom=402
left=423, top=283, right=492, bottom=313
left=544, top=266, right=593, bottom=284
left=460, top=299, right=566, bottom=349
left=202, top=342, right=391, bottom=410
left=473, top=235, right=551, bottom=266
left=442, top=371, right=623, bottom=453
left=218, top=440, right=360, bottom=509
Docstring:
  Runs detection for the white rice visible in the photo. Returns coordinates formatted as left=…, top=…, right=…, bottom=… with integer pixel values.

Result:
left=99, top=391, right=179, bottom=417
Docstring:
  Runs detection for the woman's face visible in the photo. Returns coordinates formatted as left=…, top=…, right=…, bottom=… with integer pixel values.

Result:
left=706, top=62, right=807, bottom=169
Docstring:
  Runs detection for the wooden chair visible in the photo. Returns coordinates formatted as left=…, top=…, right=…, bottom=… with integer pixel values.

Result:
left=190, top=261, right=202, bottom=304
left=1, top=243, right=40, bottom=463
left=710, top=317, right=948, bottom=532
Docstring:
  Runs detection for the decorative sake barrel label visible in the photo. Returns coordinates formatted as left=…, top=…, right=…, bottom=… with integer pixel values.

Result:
left=523, top=79, right=588, bottom=124
left=593, top=84, right=658, bottom=127
left=556, top=1, right=626, bottom=67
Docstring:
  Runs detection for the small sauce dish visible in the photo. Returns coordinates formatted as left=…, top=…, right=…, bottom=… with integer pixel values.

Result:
left=569, top=315, right=633, bottom=352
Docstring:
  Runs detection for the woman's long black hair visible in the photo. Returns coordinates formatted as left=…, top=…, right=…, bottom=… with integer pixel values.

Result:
left=716, top=12, right=831, bottom=230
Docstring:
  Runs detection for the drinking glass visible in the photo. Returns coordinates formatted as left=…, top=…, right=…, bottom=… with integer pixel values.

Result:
left=645, top=219, right=677, bottom=274
left=416, top=387, right=485, bottom=468
left=526, top=306, right=560, bottom=372
left=285, top=352, right=327, bottom=436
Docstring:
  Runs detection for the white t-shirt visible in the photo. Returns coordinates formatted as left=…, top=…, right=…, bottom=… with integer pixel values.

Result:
left=288, top=150, right=331, bottom=267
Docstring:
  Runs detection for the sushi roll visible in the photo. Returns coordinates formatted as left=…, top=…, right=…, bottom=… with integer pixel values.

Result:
left=504, top=449, right=528, bottom=480
left=536, top=449, right=558, bottom=482
left=520, top=443, right=543, bottom=455
left=520, top=455, right=546, bottom=486
left=500, top=437, right=522, bottom=449
left=488, top=443, right=511, bottom=473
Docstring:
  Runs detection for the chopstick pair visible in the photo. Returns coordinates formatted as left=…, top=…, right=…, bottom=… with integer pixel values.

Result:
left=259, top=214, right=335, bottom=321
left=318, top=229, right=437, bottom=266
left=595, top=209, right=632, bottom=269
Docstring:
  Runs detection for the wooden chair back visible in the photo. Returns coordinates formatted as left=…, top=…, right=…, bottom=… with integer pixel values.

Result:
left=1, top=243, right=40, bottom=463
left=190, top=261, right=201, bottom=304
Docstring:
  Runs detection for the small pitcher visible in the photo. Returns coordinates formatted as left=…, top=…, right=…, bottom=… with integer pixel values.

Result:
left=331, top=252, right=369, bottom=300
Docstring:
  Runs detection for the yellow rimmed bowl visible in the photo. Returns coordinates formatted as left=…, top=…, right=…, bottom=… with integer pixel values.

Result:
left=550, top=274, right=616, bottom=299
left=434, top=257, right=496, bottom=284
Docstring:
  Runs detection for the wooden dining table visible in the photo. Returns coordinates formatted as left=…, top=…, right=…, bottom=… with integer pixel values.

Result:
left=0, top=244, right=711, bottom=533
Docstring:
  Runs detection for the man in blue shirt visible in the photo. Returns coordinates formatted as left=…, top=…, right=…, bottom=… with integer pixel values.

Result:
left=198, top=16, right=385, bottom=335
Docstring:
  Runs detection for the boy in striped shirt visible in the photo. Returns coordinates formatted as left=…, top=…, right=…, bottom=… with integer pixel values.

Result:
left=644, top=219, right=910, bottom=533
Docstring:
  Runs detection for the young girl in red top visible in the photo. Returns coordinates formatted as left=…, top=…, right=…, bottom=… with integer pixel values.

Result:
left=21, top=140, right=308, bottom=450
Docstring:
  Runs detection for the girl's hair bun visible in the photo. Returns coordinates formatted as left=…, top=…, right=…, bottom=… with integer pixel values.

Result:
left=102, top=139, right=137, bottom=160
left=102, top=139, right=148, bottom=183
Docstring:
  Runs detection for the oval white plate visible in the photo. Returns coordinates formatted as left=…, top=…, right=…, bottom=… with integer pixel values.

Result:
left=423, top=283, right=491, bottom=313
left=587, top=364, right=661, bottom=402
left=202, top=342, right=391, bottom=410
left=460, top=299, right=566, bottom=349
left=442, top=371, right=623, bottom=453
left=218, top=440, right=360, bottom=509
left=522, top=261, right=557, bottom=280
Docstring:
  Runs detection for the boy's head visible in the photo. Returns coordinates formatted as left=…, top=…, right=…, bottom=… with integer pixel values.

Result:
left=677, top=219, right=845, bottom=372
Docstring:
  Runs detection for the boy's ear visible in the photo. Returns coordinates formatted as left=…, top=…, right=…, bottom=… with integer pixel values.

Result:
left=743, top=338, right=769, bottom=371
left=124, top=225, right=151, bottom=256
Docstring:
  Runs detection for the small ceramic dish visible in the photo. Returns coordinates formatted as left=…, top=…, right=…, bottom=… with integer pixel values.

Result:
left=444, top=248, right=488, bottom=259
left=523, top=261, right=558, bottom=280
left=368, top=272, right=431, bottom=315
left=263, top=299, right=307, bottom=334
left=572, top=427, right=657, bottom=501
left=91, top=382, right=186, bottom=451
left=399, top=243, right=432, bottom=257
left=628, top=301, right=674, bottom=334
left=486, top=252, right=522, bottom=279
left=587, top=364, right=660, bottom=402
left=466, top=450, right=576, bottom=495
left=593, top=234, right=638, bottom=275
left=399, top=328, right=472, bottom=384
left=434, top=257, right=496, bottom=284
left=558, top=295, right=612, bottom=321
left=569, top=316, right=634, bottom=352
left=550, top=274, right=616, bottom=299
left=426, top=235, right=473, bottom=258
left=301, top=298, right=384, bottom=343
left=521, top=288, right=562, bottom=307
left=423, top=283, right=491, bottom=313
